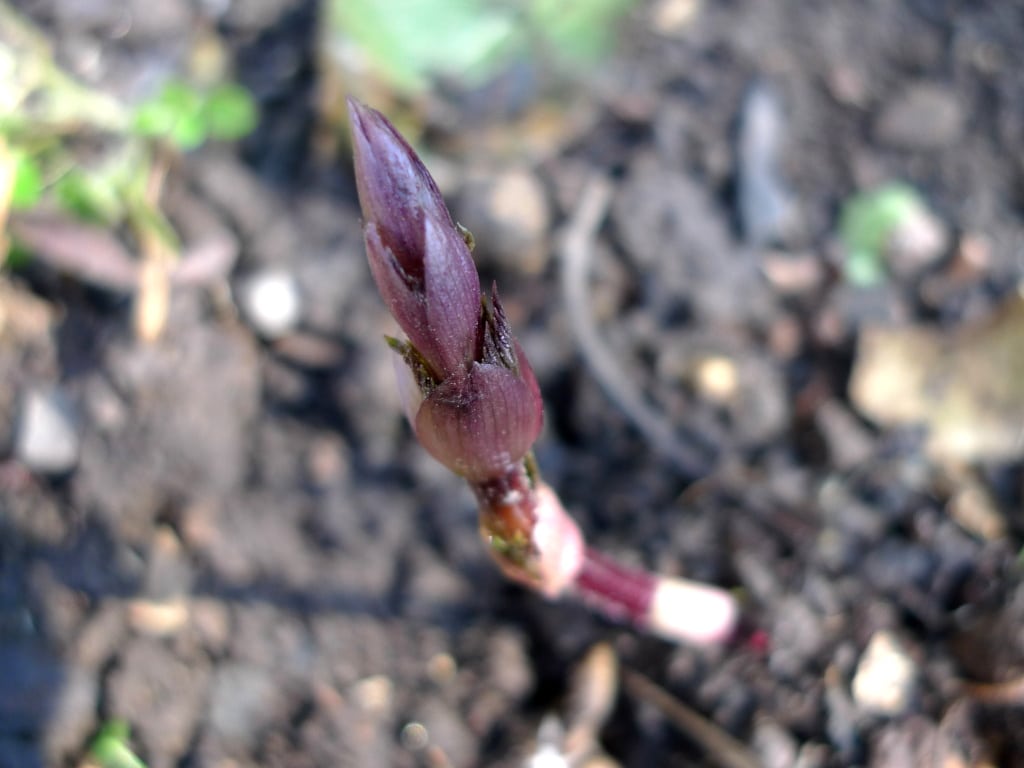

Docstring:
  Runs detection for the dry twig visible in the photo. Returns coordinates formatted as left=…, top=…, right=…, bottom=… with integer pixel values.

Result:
left=622, top=670, right=760, bottom=768
left=558, top=174, right=715, bottom=477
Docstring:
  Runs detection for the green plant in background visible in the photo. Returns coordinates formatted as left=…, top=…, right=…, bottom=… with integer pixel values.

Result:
left=1, top=78, right=256, bottom=231
left=132, top=80, right=257, bottom=150
left=6, top=145, right=42, bottom=209
left=327, top=0, right=635, bottom=96
left=527, top=0, right=633, bottom=64
left=839, top=183, right=931, bottom=286
left=89, top=720, right=148, bottom=768
left=0, top=2, right=256, bottom=258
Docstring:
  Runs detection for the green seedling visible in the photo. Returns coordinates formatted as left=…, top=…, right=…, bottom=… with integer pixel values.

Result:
left=839, top=183, right=929, bottom=286
left=89, top=720, right=148, bottom=768
left=327, top=0, right=634, bottom=96
left=8, top=147, right=42, bottom=209
left=132, top=80, right=257, bottom=150
left=2, top=72, right=256, bottom=234
left=0, top=2, right=253, bottom=341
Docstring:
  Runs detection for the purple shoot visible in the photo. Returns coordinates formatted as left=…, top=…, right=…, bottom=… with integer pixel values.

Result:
left=348, top=98, right=737, bottom=646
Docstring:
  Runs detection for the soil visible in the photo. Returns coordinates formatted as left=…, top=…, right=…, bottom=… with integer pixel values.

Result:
left=3, top=1, right=1024, bottom=767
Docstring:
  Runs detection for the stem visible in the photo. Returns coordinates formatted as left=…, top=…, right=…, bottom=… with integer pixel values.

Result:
left=574, top=547, right=739, bottom=647
left=473, top=471, right=739, bottom=646
left=574, top=547, right=655, bottom=626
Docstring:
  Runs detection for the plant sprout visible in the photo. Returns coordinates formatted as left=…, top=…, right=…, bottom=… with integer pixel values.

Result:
left=1, top=5, right=255, bottom=339
left=839, top=183, right=943, bottom=286
left=89, top=720, right=147, bottom=768
left=349, top=98, right=738, bottom=645
left=328, top=0, right=634, bottom=97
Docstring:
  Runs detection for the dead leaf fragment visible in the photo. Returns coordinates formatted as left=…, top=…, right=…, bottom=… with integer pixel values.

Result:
left=9, top=210, right=139, bottom=290
left=850, top=292, right=1024, bottom=463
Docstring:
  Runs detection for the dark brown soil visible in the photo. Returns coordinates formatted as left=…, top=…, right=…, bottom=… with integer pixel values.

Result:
left=4, top=1, right=1024, bottom=767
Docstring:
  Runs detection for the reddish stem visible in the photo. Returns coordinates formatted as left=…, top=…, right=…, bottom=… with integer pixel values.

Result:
left=573, top=547, right=656, bottom=627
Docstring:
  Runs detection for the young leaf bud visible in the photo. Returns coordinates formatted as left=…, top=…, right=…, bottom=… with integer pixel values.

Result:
left=349, top=99, right=480, bottom=379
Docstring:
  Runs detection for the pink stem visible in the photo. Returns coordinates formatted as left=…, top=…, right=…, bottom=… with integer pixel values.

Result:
left=573, top=546, right=656, bottom=627
left=573, top=546, right=740, bottom=646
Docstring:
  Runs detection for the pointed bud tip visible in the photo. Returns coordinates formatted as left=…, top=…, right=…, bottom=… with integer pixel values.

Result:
left=346, top=97, right=379, bottom=147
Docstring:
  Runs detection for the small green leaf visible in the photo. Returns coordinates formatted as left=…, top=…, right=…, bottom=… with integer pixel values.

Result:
left=53, top=169, right=124, bottom=224
left=201, top=84, right=258, bottom=140
left=10, top=150, right=43, bottom=209
left=328, top=0, right=518, bottom=93
left=528, top=0, right=633, bottom=64
left=4, top=242, right=35, bottom=270
left=169, top=112, right=207, bottom=149
left=90, top=720, right=148, bottom=768
left=132, top=81, right=206, bottom=148
left=844, top=248, right=887, bottom=287
left=839, top=183, right=927, bottom=286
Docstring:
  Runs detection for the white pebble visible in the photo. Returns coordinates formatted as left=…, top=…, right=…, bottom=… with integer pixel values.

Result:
left=237, top=269, right=301, bottom=339
left=16, top=387, right=80, bottom=473
left=851, top=631, right=917, bottom=716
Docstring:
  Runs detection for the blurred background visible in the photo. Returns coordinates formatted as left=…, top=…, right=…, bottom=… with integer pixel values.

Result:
left=2, top=0, right=1024, bottom=766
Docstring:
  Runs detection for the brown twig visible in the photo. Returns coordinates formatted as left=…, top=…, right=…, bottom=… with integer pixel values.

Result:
left=558, top=174, right=715, bottom=477
left=622, top=670, right=761, bottom=768
left=963, top=674, right=1024, bottom=706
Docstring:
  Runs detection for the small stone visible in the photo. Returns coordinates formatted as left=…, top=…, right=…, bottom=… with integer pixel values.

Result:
left=947, top=480, right=1006, bottom=541
left=886, top=205, right=949, bottom=278
left=693, top=355, right=739, bottom=404
left=814, top=399, right=874, bottom=471
left=426, top=653, right=457, bottom=686
left=761, top=253, right=825, bottom=295
left=128, top=598, right=189, bottom=636
left=851, top=631, right=917, bottom=716
left=875, top=83, right=964, bottom=150
left=305, top=433, right=350, bottom=489
left=15, top=387, right=80, bottom=474
left=650, top=0, right=701, bottom=35
left=456, top=168, right=550, bottom=274
left=350, top=675, right=393, bottom=716
left=736, top=82, right=798, bottom=247
left=751, top=718, right=798, bottom=768
left=237, top=269, right=302, bottom=339
left=954, top=232, right=990, bottom=272
left=400, top=721, right=429, bottom=751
